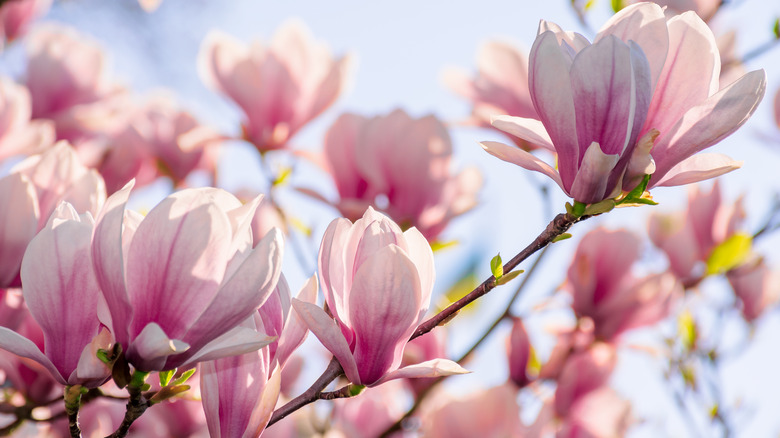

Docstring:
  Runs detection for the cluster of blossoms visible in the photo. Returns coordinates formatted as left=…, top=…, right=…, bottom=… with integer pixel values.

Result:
left=0, top=0, right=775, bottom=437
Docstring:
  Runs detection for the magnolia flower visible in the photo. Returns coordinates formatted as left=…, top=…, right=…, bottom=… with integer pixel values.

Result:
left=567, top=228, right=681, bottom=341
left=198, top=21, right=350, bottom=152
left=481, top=3, right=765, bottom=203
left=200, top=274, right=316, bottom=437
left=323, top=109, right=481, bottom=241
left=91, top=182, right=284, bottom=371
left=444, top=40, right=541, bottom=150
left=507, top=317, right=531, bottom=388
left=0, top=141, right=105, bottom=288
left=26, top=25, right=128, bottom=141
left=293, top=208, right=467, bottom=387
left=649, top=181, right=745, bottom=282
left=0, top=76, right=54, bottom=161
left=99, top=94, right=222, bottom=193
left=726, top=259, right=780, bottom=322
left=0, top=0, right=51, bottom=50
left=627, top=0, right=721, bottom=22
left=0, top=203, right=111, bottom=387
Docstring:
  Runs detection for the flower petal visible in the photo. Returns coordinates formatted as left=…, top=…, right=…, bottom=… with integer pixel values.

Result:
left=480, top=141, right=564, bottom=192
left=291, top=298, right=360, bottom=384
left=569, top=142, right=620, bottom=204
left=370, top=358, right=469, bottom=387
left=654, top=153, right=742, bottom=187
left=490, top=115, right=554, bottom=151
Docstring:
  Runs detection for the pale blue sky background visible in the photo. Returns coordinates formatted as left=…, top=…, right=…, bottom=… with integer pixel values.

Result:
left=4, top=0, right=780, bottom=436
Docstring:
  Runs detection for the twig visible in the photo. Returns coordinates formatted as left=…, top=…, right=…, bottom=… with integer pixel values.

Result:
left=267, top=357, right=345, bottom=427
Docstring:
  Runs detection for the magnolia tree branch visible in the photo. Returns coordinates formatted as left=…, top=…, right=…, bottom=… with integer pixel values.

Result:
left=267, top=210, right=586, bottom=429
left=409, top=211, right=583, bottom=342
left=379, top=244, right=553, bottom=437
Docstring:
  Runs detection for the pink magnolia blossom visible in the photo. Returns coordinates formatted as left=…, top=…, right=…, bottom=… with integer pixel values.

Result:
left=649, top=181, right=744, bottom=281
left=329, top=379, right=408, bottom=438
left=444, top=40, right=541, bottom=150
left=91, top=183, right=284, bottom=371
left=0, top=0, right=51, bottom=49
left=567, top=228, right=681, bottom=341
left=0, top=76, right=54, bottom=161
left=198, top=21, right=350, bottom=152
left=98, top=94, right=222, bottom=193
left=200, top=319, right=282, bottom=438
left=480, top=20, right=654, bottom=204
left=726, top=259, right=780, bottom=322
left=481, top=3, right=765, bottom=203
left=322, top=109, right=482, bottom=241
left=553, top=342, right=618, bottom=419
left=293, top=207, right=467, bottom=387
left=422, top=384, right=526, bottom=438
left=557, top=387, right=632, bottom=438
left=199, top=275, right=315, bottom=438
left=0, top=141, right=105, bottom=288
left=507, top=317, right=531, bottom=388
left=627, top=0, right=721, bottom=22
left=25, top=25, right=128, bottom=142
left=0, top=203, right=112, bottom=387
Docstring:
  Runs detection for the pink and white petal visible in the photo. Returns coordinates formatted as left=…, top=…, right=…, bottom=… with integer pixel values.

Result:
left=654, top=153, right=742, bottom=187
left=402, top=226, right=435, bottom=316
left=275, top=275, right=318, bottom=369
left=0, top=173, right=38, bottom=288
left=349, top=246, right=421, bottom=386
left=0, top=327, right=64, bottom=384
left=318, top=218, right=352, bottom=322
left=529, top=31, right=579, bottom=183
left=643, top=12, right=720, bottom=138
left=21, top=205, right=103, bottom=380
left=128, top=322, right=189, bottom=371
left=291, top=299, right=360, bottom=384
left=178, top=325, right=274, bottom=368
left=569, top=36, right=641, bottom=157
left=197, top=31, right=249, bottom=97
left=651, top=69, right=766, bottom=185
left=72, top=328, right=112, bottom=386
left=370, top=358, right=469, bottom=387
left=490, top=115, right=554, bottom=151
left=126, top=188, right=234, bottom=339
left=480, top=141, right=565, bottom=192
left=178, top=228, right=283, bottom=358
left=91, top=180, right=134, bottom=346
left=538, top=20, right=591, bottom=53
left=569, top=142, right=620, bottom=204
left=596, top=2, right=669, bottom=87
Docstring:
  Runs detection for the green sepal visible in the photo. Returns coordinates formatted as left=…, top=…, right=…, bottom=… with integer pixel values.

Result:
left=348, top=384, right=366, bottom=397
left=129, top=370, right=150, bottom=390
left=490, top=253, right=503, bottom=279
left=584, top=199, right=616, bottom=216
left=170, top=368, right=197, bottom=386
left=496, top=270, right=523, bottom=286
left=571, top=201, right=587, bottom=218
left=159, top=369, right=175, bottom=387
left=96, top=349, right=111, bottom=364
left=617, top=174, right=651, bottom=204
left=552, top=233, right=572, bottom=243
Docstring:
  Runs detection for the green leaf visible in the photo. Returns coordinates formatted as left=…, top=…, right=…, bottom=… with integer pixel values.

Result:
left=773, top=18, right=780, bottom=39
left=490, top=253, right=503, bottom=279
left=678, top=310, right=697, bottom=352
left=430, top=240, right=458, bottom=252
left=552, top=233, right=572, bottom=243
left=705, top=233, right=752, bottom=276
left=584, top=0, right=596, bottom=11
left=496, top=270, right=523, bottom=286
left=272, top=166, right=293, bottom=186
left=159, top=369, right=175, bottom=387
left=611, top=0, right=623, bottom=13
left=171, top=368, right=197, bottom=386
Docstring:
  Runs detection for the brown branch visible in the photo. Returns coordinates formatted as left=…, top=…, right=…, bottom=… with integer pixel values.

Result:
left=267, top=357, right=344, bottom=427
left=410, top=211, right=582, bottom=342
